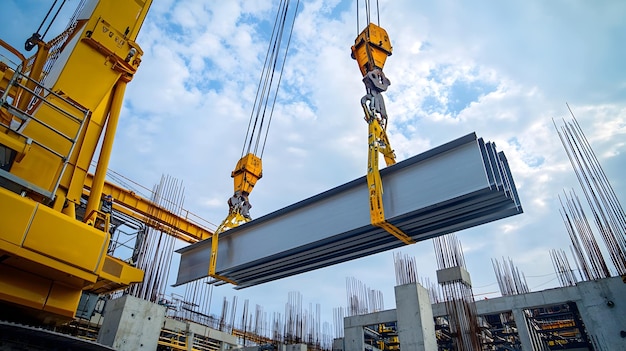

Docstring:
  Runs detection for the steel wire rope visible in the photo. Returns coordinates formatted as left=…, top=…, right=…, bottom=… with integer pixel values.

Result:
left=41, top=0, right=67, bottom=40
left=34, top=0, right=60, bottom=36
left=30, top=0, right=68, bottom=45
left=241, top=0, right=285, bottom=158
left=252, top=0, right=290, bottom=155
left=260, top=0, right=300, bottom=158
left=242, top=0, right=298, bottom=159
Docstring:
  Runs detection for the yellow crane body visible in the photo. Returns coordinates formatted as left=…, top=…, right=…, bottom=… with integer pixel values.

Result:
left=0, top=0, right=154, bottom=323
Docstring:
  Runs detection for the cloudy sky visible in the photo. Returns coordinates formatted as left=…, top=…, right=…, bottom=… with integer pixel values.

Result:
left=2, top=0, right=625, bottom=332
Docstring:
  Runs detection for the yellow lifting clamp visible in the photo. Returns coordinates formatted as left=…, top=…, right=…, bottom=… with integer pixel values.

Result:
left=209, top=153, right=263, bottom=285
left=354, top=22, right=415, bottom=246
left=366, top=110, right=415, bottom=245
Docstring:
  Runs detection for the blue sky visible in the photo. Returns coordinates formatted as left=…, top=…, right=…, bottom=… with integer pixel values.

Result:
left=2, top=0, right=625, bottom=335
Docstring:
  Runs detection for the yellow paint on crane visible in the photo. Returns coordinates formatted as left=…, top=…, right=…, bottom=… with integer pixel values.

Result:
left=351, top=23, right=393, bottom=77
left=0, top=0, right=154, bottom=323
left=231, top=153, right=263, bottom=196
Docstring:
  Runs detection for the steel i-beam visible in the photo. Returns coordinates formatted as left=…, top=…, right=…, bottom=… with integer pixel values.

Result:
left=175, top=133, right=523, bottom=288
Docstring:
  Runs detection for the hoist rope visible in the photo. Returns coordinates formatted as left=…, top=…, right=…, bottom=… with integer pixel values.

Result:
left=34, top=0, right=68, bottom=41
left=356, top=0, right=381, bottom=35
left=260, top=0, right=300, bottom=158
left=241, top=0, right=300, bottom=159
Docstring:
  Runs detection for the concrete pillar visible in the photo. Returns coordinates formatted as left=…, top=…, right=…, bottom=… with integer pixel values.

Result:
left=220, top=339, right=229, bottom=351
left=394, top=283, right=437, bottom=351
left=511, top=308, right=536, bottom=351
left=97, top=295, right=166, bottom=351
left=343, top=326, right=365, bottom=351
left=332, top=338, right=344, bottom=351
left=187, top=330, right=194, bottom=351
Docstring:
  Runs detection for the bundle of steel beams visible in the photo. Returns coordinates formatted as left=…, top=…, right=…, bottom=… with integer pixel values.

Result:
left=175, top=133, right=523, bottom=288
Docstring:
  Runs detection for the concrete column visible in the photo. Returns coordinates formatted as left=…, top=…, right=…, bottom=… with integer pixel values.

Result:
left=219, top=339, right=229, bottom=351
left=97, top=295, right=166, bottom=351
left=574, top=277, right=626, bottom=349
left=332, top=338, right=344, bottom=351
left=343, top=326, right=365, bottom=351
left=394, top=283, right=437, bottom=351
left=511, top=308, right=538, bottom=351
left=187, top=330, right=194, bottom=351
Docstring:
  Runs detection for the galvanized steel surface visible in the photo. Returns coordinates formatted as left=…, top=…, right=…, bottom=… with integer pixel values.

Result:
left=175, top=133, right=523, bottom=288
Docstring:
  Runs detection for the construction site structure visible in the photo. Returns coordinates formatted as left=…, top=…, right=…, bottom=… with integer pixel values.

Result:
left=0, top=0, right=549, bottom=350
left=338, top=276, right=626, bottom=351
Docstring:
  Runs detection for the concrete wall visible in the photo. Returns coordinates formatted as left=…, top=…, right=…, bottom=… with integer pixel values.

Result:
left=344, top=309, right=397, bottom=351
left=572, top=277, right=626, bottom=348
left=339, top=277, right=625, bottom=351
left=343, top=283, right=437, bottom=351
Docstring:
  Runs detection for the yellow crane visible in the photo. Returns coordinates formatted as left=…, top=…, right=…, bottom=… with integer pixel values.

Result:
left=0, top=0, right=409, bottom=327
left=351, top=4, right=415, bottom=245
left=0, top=0, right=157, bottom=323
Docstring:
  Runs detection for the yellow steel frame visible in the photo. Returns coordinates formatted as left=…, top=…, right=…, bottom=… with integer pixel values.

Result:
left=208, top=212, right=248, bottom=285
left=209, top=152, right=263, bottom=285
left=82, top=173, right=213, bottom=243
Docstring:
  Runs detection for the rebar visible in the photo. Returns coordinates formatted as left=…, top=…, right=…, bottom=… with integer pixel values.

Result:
left=345, top=277, right=384, bottom=316
left=550, top=248, right=579, bottom=287
left=555, top=108, right=626, bottom=276
left=129, top=174, right=185, bottom=303
left=393, top=251, right=418, bottom=286
left=434, top=233, right=482, bottom=351
left=492, top=257, right=530, bottom=296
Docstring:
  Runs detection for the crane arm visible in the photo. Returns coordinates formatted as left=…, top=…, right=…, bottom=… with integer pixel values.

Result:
left=82, top=173, right=213, bottom=243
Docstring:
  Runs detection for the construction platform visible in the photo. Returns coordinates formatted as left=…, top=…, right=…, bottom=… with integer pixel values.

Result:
left=175, top=133, right=523, bottom=288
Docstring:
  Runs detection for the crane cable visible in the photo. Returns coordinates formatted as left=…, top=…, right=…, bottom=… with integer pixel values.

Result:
left=241, top=0, right=300, bottom=160
left=356, top=0, right=381, bottom=35
left=25, top=0, right=68, bottom=51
